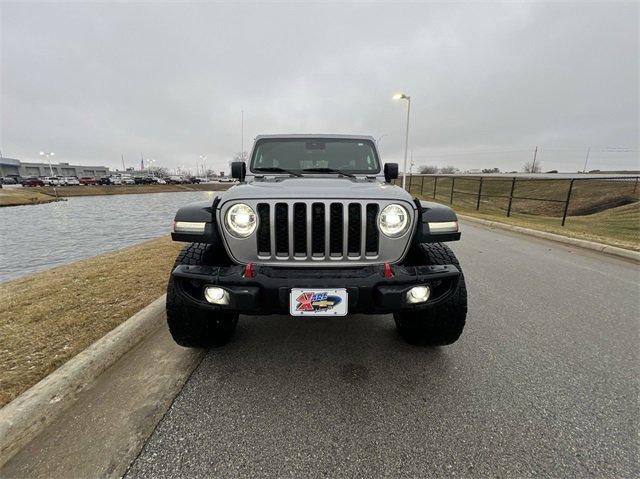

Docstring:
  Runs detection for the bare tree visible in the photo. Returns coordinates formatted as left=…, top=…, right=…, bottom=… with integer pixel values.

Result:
left=439, top=165, right=458, bottom=174
left=153, top=166, right=169, bottom=178
left=419, top=165, right=439, bottom=174
left=233, top=151, right=249, bottom=162
left=227, top=151, right=249, bottom=176
left=523, top=161, right=541, bottom=173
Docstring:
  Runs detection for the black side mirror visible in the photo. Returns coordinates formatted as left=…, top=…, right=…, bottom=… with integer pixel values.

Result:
left=384, top=163, right=399, bottom=183
left=231, top=162, right=246, bottom=182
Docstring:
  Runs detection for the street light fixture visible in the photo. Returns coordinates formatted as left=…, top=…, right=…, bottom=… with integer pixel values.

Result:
left=393, top=92, right=411, bottom=189
left=40, top=151, right=55, bottom=176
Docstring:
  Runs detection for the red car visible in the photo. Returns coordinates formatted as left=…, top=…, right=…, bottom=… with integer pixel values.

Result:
left=79, top=176, right=97, bottom=185
left=22, top=177, right=45, bottom=187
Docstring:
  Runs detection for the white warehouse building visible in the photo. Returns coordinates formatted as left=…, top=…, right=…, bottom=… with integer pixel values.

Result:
left=0, top=157, right=111, bottom=178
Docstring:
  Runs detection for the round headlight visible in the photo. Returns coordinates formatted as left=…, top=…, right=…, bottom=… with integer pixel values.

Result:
left=379, top=204, right=410, bottom=238
left=225, top=203, right=257, bottom=238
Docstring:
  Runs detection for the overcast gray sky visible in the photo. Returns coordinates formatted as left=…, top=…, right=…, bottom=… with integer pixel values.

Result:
left=1, top=1, right=638, bottom=174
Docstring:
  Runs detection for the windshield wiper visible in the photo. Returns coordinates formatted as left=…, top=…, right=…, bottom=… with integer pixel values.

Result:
left=301, top=167, right=356, bottom=178
left=253, top=167, right=303, bottom=177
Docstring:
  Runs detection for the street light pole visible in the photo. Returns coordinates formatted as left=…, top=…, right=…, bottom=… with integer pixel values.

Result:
left=393, top=93, right=411, bottom=189
left=146, top=158, right=155, bottom=176
left=40, top=151, right=55, bottom=176
left=582, top=146, right=591, bottom=173
left=199, top=155, right=207, bottom=178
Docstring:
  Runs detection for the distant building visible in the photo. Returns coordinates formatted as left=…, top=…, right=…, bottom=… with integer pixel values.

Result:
left=0, top=157, right=110, bottom=178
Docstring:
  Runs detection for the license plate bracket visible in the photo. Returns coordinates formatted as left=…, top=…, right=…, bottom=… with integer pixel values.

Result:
left=289, top=288, right=348, bottom=316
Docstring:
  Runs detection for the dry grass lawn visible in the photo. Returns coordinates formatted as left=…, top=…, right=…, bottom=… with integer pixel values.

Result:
left=418, top=197, right=640, bottom=251
left=39, top=183, right=229, bottom=198
left=0, top=236, right=183, bottom=407
left=406, top=176, right=639, bottom=251
left=0, top=188, right=63, bottom=207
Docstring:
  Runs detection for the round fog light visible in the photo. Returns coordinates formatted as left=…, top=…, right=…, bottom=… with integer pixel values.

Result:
left=407, top=285, right=430, bottom=304
left=204, top=286, right=226, bottom=304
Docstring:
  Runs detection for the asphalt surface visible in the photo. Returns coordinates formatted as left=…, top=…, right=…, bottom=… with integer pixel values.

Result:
left=126, top=223, right=639, bottom=478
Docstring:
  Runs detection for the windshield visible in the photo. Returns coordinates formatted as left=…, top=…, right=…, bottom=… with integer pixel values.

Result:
left=250, top=138, right=380, bottom=174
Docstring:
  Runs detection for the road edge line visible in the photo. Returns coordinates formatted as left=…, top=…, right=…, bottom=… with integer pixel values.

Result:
left=459, top=215, right=640, bottom=263
left=0, top=294, right=167, bottom=467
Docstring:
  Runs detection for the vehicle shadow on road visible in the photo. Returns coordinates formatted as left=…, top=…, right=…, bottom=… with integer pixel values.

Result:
left=202, top=313, right=452, bottom=391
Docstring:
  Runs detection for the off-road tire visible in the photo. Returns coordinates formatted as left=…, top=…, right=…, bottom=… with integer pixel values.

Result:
left=166, top=243, right=238, bottom=348
left=394, top=243, right=467, bottom=346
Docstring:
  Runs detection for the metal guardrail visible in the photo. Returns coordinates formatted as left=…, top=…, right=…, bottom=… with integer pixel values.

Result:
left=396, top=174, right=640, bottom=226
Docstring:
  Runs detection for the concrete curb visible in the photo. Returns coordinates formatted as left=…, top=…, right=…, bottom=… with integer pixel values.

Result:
left=0, top=294, right=167, bottom=467
left=459, top=215, right=640, bottom=263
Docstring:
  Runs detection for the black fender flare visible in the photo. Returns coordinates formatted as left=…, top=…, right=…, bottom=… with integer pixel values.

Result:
left=411, top=199, right=461, bottom=244
left=171, top=196, right=221, bottom=243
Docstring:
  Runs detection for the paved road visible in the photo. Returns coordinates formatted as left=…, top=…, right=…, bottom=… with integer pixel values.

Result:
left=126, top=223, right=639, bottom=478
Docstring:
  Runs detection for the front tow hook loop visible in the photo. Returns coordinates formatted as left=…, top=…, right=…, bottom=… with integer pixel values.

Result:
left=383, top=262, right=393, bottom=278
left=243, top=262, right=254, bottom=278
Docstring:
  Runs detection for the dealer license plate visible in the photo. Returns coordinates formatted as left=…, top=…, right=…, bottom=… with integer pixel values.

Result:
left=289, top=289, right=348, bottom=316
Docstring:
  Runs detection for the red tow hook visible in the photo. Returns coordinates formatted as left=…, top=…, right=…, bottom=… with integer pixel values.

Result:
left=383, top=262, right=393, bottom=278
left=243, top=262, right=254, bottom=278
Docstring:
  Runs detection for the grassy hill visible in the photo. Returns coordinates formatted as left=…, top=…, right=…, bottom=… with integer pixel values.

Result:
left=407, top=176, right=639, bottom=217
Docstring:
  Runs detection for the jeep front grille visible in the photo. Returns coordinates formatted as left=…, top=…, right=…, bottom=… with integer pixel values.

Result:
left=256, top=201, right=378, bottom=260
left=219, top=199, right=414, bottom=266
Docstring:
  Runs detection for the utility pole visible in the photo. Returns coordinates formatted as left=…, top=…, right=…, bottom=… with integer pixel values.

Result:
left=582, top=146, right=591, bottom=173
left=121, top=154, right=126, bottom=172
left=199, top=155, right=207, bottom=178
left=241, top=110, right=244, bottom=158
left=531, top=146, right=538, bottom=173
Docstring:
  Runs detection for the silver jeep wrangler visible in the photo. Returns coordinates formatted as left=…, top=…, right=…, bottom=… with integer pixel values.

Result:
left=168, top=134, right=466, bottom=347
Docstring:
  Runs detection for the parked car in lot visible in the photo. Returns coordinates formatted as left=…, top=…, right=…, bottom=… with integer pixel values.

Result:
left=79, top=176, right=97, bottom=185
left=166, top=175, right=187, bottom=184
left=218, top=176, right=236, bottom=183
left=108, top=176, right=123, bottom=185
left=167, top=134, right=466, bottom=348
left=120, top=176, right=136, bottom=185
left=42, top=176, right=61, bottom=186
left=1, top=176, right=19, bottom=185
left=21, top=177, right=45, bottom=187
left=155, top=177, right=167, bottom=184
left=60, top=176, right=80, bottom=186
left=134, top=176, right=157, bottom=184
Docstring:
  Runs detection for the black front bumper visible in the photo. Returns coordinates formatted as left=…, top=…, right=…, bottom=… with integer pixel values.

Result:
left=171, top=263, right=461, bottom=315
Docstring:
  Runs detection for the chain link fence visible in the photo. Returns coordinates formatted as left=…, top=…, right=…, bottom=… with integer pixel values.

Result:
left=395, top=174, right=639, bottom=226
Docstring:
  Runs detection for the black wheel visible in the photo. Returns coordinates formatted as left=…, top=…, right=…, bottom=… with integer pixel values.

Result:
left=166, top=243, right=238, bottom=348
left=394, top=243, right=467, bottom=346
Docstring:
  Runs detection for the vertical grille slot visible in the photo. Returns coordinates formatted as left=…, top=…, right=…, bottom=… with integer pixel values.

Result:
left=257, top=203, right=270, bottom=254
left=348, top=203, right=362, bottom=255
left=365, top=204, right=379, bottom=255
left=312, top=203, right=325, bottom=255
left=275, top=203, right=289, bottom=256
left=329, top=203, right=343, bottom=256
left=293, top=203, right=307, bottom=256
